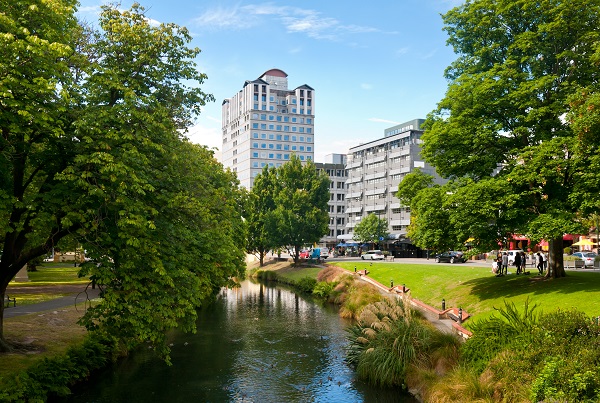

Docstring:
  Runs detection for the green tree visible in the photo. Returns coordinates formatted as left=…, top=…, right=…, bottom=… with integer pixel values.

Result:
left=352, top=213, right=389, bottom=249
left=0, top=2, right=241, bottom=355
left=422, top=0, right=600, bottom=278
left=396, top=168, right=434, bottom=207
left=245, top=166, right=279, bottom=266
left=267, top=155, right=330, bottom=265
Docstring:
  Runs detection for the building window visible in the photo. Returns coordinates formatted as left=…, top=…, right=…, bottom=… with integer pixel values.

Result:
left=252, top=123, right=259, bottom=129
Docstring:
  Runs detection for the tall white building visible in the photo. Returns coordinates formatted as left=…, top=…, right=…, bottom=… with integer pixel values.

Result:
left=344, top=119, right=446, bottom=253
left=221, top=69, right=315, bottom=188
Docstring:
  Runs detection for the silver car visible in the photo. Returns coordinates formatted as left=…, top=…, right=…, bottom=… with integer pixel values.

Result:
left=572, top=252, right=597, bottom=267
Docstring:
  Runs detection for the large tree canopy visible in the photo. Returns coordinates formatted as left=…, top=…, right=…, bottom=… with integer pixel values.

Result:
left=245, top=166, right=279, bottom=266
left=265, top=155, right=330, bottom=265
left=421, top=0, right=600, bottom=277
left=0, top=1, right=245, bottom=355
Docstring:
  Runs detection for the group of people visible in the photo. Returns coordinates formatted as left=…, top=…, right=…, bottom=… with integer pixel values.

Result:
left=492, top=250, right=547, bottom=276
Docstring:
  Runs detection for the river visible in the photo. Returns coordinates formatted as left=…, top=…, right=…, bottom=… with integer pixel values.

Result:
left=62, top=280, right=416, bottom=402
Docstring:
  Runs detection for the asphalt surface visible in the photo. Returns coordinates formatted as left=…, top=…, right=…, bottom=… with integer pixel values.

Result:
left=4, top=287, right=101, bottom=318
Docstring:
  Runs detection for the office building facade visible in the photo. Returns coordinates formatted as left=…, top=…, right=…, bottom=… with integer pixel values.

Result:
left=344, top=119, right=445, bottom=242
left=315, top=154, right=348, bottom=248
left=221, top=68, right=315, bottom=188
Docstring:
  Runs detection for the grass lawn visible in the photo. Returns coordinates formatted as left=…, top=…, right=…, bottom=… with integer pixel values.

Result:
left=18, top=262, right=88, bottom=284
left=6, top=263, right=89, bottom=306
left=330, top=261, right=600, bottom=323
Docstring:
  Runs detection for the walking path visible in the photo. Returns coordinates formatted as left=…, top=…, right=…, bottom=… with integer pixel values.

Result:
left=4, top=286, right=100, bottom=319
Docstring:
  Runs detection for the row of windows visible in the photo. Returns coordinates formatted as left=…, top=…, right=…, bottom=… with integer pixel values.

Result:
left=252, top=133, right=312, bottom=142
left=328, top=205, right=346, bottom=213
left=253, top=114, right=313, bottom=124
left=252, top=104, right=313, bottom=114
left=251, top=123, right=312, bottom=133
left=252, top=143, right=313, bottom=152
left=251, top=153, right=312, bottom=161
left=325, top=169, right=346, bottom=177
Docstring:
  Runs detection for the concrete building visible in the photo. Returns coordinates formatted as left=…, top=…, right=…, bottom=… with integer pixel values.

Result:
left=343, top=119, right=445, bottom=246
left=221, top=68, right=315, bottom=189
left=315, top=154, right=348, bottom=248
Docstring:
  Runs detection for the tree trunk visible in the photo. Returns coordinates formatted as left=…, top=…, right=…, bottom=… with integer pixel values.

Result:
left=0, top=289, right=10, bottom=352
left=547, top=236, right=566, bottom=278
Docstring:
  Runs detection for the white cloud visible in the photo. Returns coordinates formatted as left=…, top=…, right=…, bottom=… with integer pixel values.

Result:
left=193, top=3, right=386, bottom=42
left=193, top=6, right=258, bottom=30
left=395, top=47, right=410, bottom=57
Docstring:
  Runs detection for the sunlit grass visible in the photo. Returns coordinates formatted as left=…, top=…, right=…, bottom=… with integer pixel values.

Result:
left=23, top=263, right=88, bottom=284
left=330, top=261, right=600, bottom=323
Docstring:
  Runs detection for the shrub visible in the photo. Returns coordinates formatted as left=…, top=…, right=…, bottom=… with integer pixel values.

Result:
left=312, top=281, right=338, bottom=299
left=0, top=333, right=119, bottom=402
left=346, top=297, right=461, bottom=389
left=295, top=277, right=317, bottom=294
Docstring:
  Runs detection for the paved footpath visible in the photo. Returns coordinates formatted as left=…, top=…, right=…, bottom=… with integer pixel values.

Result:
left=4, top=287, right=100, bottom=319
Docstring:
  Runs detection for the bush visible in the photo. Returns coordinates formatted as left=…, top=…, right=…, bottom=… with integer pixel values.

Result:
left=312, top=281, right=337, bottom=299
left=295, top=277, right=317, bottom=294
left=0, top=333, right=119, bottom=402
left=459, top=301, right=600, bottom=402
left=346, top=297, right=460, bottom=389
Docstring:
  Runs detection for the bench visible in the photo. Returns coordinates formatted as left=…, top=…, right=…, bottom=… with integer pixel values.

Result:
left=385, top=255, right=395, bottom=262
left=5, top=295, right=16, bottom=308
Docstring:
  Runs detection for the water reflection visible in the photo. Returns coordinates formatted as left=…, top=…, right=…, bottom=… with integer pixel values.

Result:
left=62, top=280, right=414, bottom=402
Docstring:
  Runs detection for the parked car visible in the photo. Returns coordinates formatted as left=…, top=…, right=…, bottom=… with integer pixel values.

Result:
left=310, top=248, right=329, bottom=260
left=299, top=250, right=310, bottom=259
left=505, top=250, right=525, bottom=266
left=434, top=251, right=465, bottom=264
left=572, top=252, right=597, bottom=267
left=361, top=250, right=385, bottom=260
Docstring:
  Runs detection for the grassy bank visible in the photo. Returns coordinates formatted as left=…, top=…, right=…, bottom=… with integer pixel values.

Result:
left=331, top=261, right=600, bottom=322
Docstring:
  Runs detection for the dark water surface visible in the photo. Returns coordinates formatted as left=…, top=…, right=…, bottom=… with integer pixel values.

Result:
left=62, top=280, right=416, bottom=402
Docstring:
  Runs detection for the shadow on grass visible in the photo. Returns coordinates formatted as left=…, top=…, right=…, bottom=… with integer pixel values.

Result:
left=461, top=270, right=600, bottom=302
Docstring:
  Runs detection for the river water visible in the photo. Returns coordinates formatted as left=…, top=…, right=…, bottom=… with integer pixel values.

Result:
left=62, top=280, right=415, bottom=402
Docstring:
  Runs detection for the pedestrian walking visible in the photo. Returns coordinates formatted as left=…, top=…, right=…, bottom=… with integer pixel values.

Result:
left=514, top=251, right=522, bottom=274
left=520, top=251, right=527, bottom=274
left=542, top=252, right=548, bottom=271
left=536, top=252, right=544, bottom=275
left=502, top=252, right=508, bottom=275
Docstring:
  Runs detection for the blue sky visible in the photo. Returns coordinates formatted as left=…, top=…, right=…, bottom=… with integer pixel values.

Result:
left=77, top=0, right=462, bottom=161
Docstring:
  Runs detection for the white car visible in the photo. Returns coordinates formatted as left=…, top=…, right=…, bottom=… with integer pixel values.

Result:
left=361, top=250, right=385, bottom=260
left=505, top=250, right=524, bottom=266
left=572, top=252, right=596, bottom=267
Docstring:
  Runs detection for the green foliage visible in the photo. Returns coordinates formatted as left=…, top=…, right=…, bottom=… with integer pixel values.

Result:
left=419, top=0, right=600, bottom=275
left=0, top=0, right=245, bottom=357
left=312, top=281, right=338, bottom=298
left=461, top=299, right=539, bottom=374
left=254, top=270, right=279, bottom=281
left=264, top=155, right=330, bottom=264
left=245, top=167, right=279, bottom=266
left=461, top=300, right=600, bottom=401
left=295, top=277, right=317, bottom=294
left=0, top=333, right=119, bottom=402
left=346, top=298, right=460, bottom=388
left=396, top=168, right=434, bottom=207
left=352, top=213, right=389, bottom=246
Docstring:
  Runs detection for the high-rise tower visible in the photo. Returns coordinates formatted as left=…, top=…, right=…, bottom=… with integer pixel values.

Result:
left=221, top=69, right=315, bottom=188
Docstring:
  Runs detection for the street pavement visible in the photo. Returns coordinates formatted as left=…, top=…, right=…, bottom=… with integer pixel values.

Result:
left=4, top=287, right=101, bottom=318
